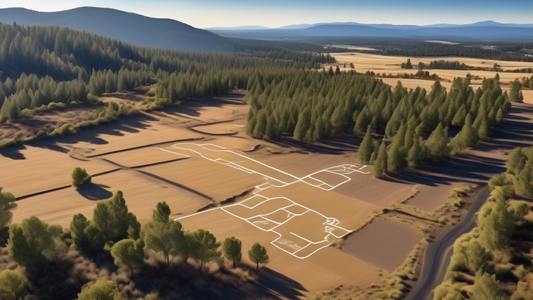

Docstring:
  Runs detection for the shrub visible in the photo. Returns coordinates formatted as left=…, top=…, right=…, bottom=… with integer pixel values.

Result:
left=72, top=167, right=92, bottom=188
left=77, top=279, right=123, bottom=300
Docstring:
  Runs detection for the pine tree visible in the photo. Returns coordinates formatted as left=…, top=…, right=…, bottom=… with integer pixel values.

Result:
left=294, top=107, right=311, bottom=141
left=222, top=237, right=242, bottom=268
left=110, top=239, right=145, bottom=276
left=425, top=123, right=450, bottom=160
left=248, top=242, right=269, bottom=271
left=0, top=188, right=16, bottom=229
left=387, top=143, right=403, bottom=173
left=471, top=271, right=507, bottom=300
left=509, top=80, right=523, bottom=103
left=477, top=117, right=489, bottom=140
left=358, top=127, right=374, bottom=164
left=407, top=135, right=424, bottom=168
left=373, top=142, right=388, bottom=178
left=405, top=58, right=413, bottom=69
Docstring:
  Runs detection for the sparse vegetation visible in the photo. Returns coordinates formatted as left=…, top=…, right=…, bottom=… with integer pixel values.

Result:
left=434, top=146, right=533, bottom=299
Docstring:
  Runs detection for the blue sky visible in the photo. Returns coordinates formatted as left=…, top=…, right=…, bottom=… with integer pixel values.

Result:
left=3, top=0, right=533, bottom=28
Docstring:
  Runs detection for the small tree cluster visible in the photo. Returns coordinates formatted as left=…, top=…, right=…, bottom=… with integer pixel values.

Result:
left=400, top=58, right=413, bottom=69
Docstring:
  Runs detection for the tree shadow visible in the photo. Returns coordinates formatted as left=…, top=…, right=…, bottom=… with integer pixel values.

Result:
left=250, top=267, right=308, bottom=300
left=380, top=103, right=533, bottom=188
left=77, top=184, right=113, bottom=200
left=0, top=143, right=26, bottom=160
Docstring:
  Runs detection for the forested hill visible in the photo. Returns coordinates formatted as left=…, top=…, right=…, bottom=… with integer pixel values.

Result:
left=0, top=7, right=234, bottom=52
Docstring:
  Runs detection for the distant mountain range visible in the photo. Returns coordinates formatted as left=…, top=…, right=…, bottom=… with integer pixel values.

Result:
left=209, top=21, right=533, bottom=41
left=0, top=7, right=234, bottom=52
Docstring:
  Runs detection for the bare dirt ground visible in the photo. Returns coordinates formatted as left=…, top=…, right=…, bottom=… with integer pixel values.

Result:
left=341, top=218, right=421, bottom=271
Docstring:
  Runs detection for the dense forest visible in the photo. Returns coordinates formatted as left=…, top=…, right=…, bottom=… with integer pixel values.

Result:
left=312, top=38, right=533, bottom=62
left=435, top=147, right=533, bottom=300
left=246, top=71, right=510, bottom=176
left=0, top=22, right=332, bottom=122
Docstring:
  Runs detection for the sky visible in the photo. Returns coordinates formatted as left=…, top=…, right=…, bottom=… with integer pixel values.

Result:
left=2, top=0, right=533, bottom=28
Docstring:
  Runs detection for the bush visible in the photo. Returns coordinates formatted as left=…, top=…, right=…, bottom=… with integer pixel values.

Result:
left=50, top=123, right=76, bottom=137
left=87, top=93, right=100, bottom=104
left=72, top=167, right=92, bottom=188
left=19, top=109, right=35, bottom=119
left=77, top=279, right=123, bottom=300
left=0, top=269, right=27, bottom=300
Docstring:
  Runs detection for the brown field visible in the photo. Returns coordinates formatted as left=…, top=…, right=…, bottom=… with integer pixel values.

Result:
left=341, top=218, right=420, bottom=271
left=139, top=150, right=265, bottom=202
left=0, top=144, right=116, bottom=197
left=12, top=169, right=212, bottom=226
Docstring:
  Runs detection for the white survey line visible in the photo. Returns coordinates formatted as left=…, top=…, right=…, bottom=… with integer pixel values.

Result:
left=157, top=142, right=369, bottom=259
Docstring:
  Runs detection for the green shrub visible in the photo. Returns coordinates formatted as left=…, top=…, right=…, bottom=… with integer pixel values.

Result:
left=72, top=167, right=92, bottom=188
left=19, top=109, right=34, bottom=119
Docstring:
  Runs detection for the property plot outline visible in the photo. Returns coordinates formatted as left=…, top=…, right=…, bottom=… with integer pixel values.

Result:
left=157, top=142, right=369, bottom=259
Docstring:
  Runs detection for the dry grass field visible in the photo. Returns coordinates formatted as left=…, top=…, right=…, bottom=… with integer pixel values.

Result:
left=331, top=52, right=533, bottom=103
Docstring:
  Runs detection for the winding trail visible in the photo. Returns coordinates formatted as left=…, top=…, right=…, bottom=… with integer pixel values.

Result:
left=404, top=187, right=490, bottom=300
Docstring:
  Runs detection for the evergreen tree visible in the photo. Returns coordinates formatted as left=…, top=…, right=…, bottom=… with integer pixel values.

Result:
left=77, top=280, right=123, bottom=300
left=7, top=217, right=64, bottom=273
left=425, top=123, right=450, bottom=160
left=222, top=236, right=242, bottom=268
left=407, top=135, right=424, bottom=168
left=248, top=242, right=269, bottom=271
left=358, top=127, right=374, bottom=164
left=188, top=229, right=221, bottom=268
left=509, top=80, right=523, bottom=103
left=477, top=117, right=490, bottom=140
left=0, top=188, right=16, bottom=229
left=110, top=239, right=145, bottom=276
left=373, top=142, right=388, bottom=178
left=471, top=271, right=507, bottom=300
left=387, top=143, right=404, bottom=173
left=140, top=202, right=185, bottom=265
left=92, top=191, right=140, bottom=245
left=0, top=269, right=27, bottom=300
left=72, top=167, right=92, bottom=187
left=70, top=214, right=92, bottom=254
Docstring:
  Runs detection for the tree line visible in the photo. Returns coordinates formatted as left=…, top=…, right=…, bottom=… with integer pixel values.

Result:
left=435, top=146, right=533, bottom=300
left=417, top=60, right=469, bottom=70
left=246, top=70, right=510, bottom=176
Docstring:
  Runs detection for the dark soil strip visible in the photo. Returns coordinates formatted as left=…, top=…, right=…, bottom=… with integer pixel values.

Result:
left=100, top=157, right=190, bottom=169
left=136, top=170, right=214, bottom=202
left=86, top=137, right=204, bottom=158
left=189, top=119, right=240, bottom=136
left=15, top=185, right=71, bottom=201
left=92, top=168, right=122, bottom=177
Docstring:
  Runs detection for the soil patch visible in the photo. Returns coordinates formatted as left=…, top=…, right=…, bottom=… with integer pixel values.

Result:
left=341, top=218, right=421, bottom=271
